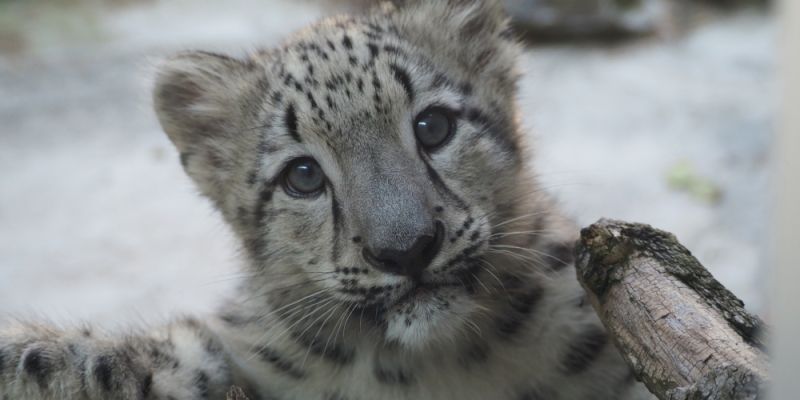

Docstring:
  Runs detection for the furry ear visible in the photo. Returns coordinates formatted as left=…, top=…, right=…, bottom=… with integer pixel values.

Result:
left=391, top=0, right=518, bottom=79
left=153, top=51, right=262, bottom=153
left=393, top=0, right=510, bottom=41
left=153, top=51, right=265, bottom=215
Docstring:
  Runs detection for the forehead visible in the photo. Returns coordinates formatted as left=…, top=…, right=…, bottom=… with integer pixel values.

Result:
left=256, top=15, right=464, bottom=152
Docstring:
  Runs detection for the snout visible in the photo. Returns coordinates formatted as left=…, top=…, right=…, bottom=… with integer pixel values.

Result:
left=362, top=220, right=444, bottom=280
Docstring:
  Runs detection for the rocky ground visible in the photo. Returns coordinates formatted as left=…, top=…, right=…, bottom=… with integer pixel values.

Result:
left=0, top=0, right=773, bottom=328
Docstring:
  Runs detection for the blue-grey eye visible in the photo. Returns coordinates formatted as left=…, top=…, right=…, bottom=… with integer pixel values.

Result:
left=283, top=158, right=325, bottom=197
left=414, top=107, right=454, bottom=150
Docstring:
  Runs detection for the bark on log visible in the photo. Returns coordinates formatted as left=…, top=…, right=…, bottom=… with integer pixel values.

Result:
left=225, top=386, right=251, bottom=400
left=575, top=219, right=769, bottom=400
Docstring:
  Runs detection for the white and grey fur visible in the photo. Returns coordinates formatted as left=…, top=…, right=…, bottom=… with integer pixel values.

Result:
left=0, top=1, right=652, bottom=399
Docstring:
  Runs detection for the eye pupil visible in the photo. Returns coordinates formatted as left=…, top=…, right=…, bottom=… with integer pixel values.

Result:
left=285, top=158, right=325, bottom=196
left=414, top=108, right=453, bottom=149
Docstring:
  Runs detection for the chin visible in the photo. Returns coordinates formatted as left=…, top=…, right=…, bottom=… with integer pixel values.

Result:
left=383, top=285, right=479, bottom=349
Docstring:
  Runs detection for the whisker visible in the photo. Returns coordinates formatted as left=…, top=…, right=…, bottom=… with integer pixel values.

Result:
left=491, top=211, right=549, bottom=230
left=299, top=302, right=341, bottom=369
left=492, top=244, right=569, bottom=267
left=249, top=296, right=338, bottom=360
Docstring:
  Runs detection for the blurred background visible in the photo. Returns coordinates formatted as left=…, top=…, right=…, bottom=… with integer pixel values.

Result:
left=0, top=0, right=776, bottom=331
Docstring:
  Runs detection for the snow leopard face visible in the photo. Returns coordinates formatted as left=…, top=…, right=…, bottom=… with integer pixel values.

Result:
left=154, top=0, right=545, bottom=349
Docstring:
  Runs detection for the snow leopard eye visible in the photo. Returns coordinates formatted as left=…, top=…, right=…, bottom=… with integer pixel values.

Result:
left=282, top=157, right=325, bottom=197
left=414, top=107, right=455, bottom=150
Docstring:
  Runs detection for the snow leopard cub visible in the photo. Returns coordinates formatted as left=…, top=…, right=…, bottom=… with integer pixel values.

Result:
left=0, top=1, right=650, bottom=399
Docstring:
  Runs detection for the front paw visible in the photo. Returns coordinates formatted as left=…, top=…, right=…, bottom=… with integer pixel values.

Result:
left=0, top=330, right=152, bottom=400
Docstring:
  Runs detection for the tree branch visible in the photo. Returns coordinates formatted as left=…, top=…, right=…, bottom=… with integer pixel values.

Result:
left=225, top=386, right=251, bottom=400
left=575, top=219, right=769, bottom=400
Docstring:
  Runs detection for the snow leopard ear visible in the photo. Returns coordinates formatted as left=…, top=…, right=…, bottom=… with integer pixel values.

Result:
left=153, top=51, right=262, bottom=154
left=392, top=0, right=510, bottom=41
left=390, top=0, right=518, bottom=78
left=153, top=51, right=267, bottom=215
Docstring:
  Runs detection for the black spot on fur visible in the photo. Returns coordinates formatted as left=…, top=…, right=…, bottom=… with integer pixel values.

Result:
left=93, top=354, right=114, bottom=391
left=255, top=346, right=306, bottom=379
left=219, top=312, right=249, bottom=326
left=342, top=35, right=353, bottom=49
left=306, top=91, right=319, bottom=111
left=194, top=371, right=210, bottom=398
left=253, top=185, right=274, bottom=226
left=141, top=372, right=153, bottom=398
left=464, top=107, right=519, bottom=157
left=460, top=82, right=474, bottom=96
left=459, top=341, right=490, bottom=368
left=497, top=315, right=525, bottom=337
left=367, top=42, right=380, bottom=60
left=147, top=343, right=180, bottom=370
left=461, top=14, right=489, bottom=39
left=247, top=170, right=258, bottom=186
left=285, top=104, right=301, bottom=143
left=22, top=347, right=51, bottom=387
left=562, top=326, right=608, bottom=375
left=375, top=366, right=413, bottom=385
left=389, top=64, right=414, bottom=103
left=431, top=73, right=449, bottom=89
left=367, top=22, right=384, bottom=34
left=510, top=286, right=543, bottom=315
left=290, top=331, right=354, bottom=366
left=371, top=72, right=382, bottom=91
left=496, top=285, right=543, bottom=338
left=271, top=91, right=283, bottom=104
left=179, top=152, right=192, bottom=169
left=465, top=107, right=490, bottom=126
left=420, top=158, right=469, bottom=211
left=474, top=48, right=496, bottom=72
left=331, top=193, right=343, bottom=262
left=544, top=241, right=575, bottom=271
left=204, top=337, right=223, bottom=357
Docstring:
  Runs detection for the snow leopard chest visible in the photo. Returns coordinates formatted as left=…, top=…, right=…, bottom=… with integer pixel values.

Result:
left=220, top=269, right=635, bottom=400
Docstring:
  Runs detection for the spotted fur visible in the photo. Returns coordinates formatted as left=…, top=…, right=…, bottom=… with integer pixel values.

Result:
left=1, top=1, right=653, bottom=399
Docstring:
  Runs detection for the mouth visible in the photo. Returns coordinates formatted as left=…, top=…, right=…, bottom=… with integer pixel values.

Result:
left=379, top=272, right=483, bottom=348
left=386, top=276, right=468, bottom=312
left=395, top=282, right=442, bottom=305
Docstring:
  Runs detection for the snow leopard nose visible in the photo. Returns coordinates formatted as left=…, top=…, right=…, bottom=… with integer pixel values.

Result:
left=362, top=221, right=444, bottom=279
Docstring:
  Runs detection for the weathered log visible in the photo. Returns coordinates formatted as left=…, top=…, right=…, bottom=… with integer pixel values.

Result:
left=575, top=219, right=768, bottom=400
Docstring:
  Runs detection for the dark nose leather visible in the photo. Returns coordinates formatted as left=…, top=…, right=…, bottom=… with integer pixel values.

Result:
left=363, top=221, right=444, bottom=279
